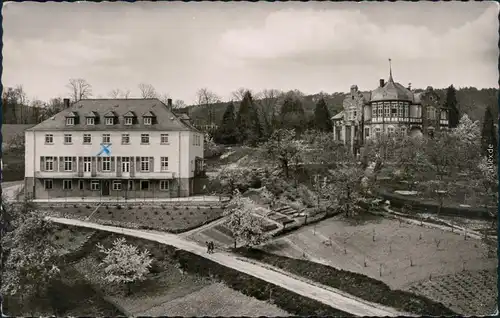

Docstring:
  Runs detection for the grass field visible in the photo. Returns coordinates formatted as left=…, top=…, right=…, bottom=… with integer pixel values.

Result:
left=47, top=204, right=224, bottom=233
left=261, top=214, right=497, bottom=315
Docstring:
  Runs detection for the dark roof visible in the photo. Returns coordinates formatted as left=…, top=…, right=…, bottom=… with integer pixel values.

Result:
left=85, top=111, right=99, bottom=118
left=370, top=75, right=414, bottom=103
left=28, top=99, right=199, bottom=132
left=123, top=111, right=136, bottom=117
left=65, top=111, right=79, bottom=118
left=103, top=110, right=118, bottom=117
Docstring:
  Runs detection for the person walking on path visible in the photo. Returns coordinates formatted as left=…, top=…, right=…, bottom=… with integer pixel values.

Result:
left=209, top=241, right=215, bottom=253
left=206, top=241, right=210, bottom=253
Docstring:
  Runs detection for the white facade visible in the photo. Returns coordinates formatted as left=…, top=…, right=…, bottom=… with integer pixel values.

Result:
left=25, top=130, right=204, bottom=180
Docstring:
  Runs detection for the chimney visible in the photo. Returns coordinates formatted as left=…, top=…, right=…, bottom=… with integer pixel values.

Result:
left=63, top=98, right=70, bottom=108
left=379, top=79, right=385, bottom=87
left=167, top=98, right=172, bottom=109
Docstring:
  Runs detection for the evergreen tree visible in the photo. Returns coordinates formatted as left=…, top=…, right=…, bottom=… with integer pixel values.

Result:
left=214, top=102, right=238, bottom=144
left=481, top=106, right=497, bottom=159
left=279, top=93, right=307, bottom=134
left=313, top=98, right=333, bottom=132
left=445, top=85, right=460, bottom=128
left=235, top=91, right=262, bottom=145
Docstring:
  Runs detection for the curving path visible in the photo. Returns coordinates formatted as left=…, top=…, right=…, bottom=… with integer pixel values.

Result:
left=47, top=216, right=407, bottom=317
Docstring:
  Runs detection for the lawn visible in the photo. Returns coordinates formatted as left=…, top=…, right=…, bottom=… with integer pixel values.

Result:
left=46, top=204, right=225, bottom=233
left=254, top=214, right=497, bottom=315
left=73, top=232, right=290, bottom=316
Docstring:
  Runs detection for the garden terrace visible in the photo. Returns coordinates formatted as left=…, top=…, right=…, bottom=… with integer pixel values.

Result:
left=44, top=204, right=225, bottom=234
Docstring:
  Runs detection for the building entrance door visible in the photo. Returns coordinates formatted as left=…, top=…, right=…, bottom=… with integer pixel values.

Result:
left=102, top=180, right=110, bottom=196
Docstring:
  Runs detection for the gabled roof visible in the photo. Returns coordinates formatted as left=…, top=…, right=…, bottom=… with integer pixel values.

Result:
left=123, top=111, right=136, bottom=117
left=331, top=111, right=344, bottom=120
left=85, top=111, right=99, bottom=118
left=103, top=110, right=118, bottom=117
left=27, top=99, right=199, bottom=132
left=65, top=111, right=78, bottom=118
left=142, top=111, right=156, bottom=117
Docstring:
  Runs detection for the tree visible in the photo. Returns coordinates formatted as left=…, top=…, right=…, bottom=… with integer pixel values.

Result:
left=445, top=85, right=460, bottom=128
left=196, top=88, right=221, bottom=126
left=214, top=102, right=238, bottom=144
left=263, top=129, right=305, bottom=179
left=393, top=136, right=428, bottom=190
left=223, top=191, right=269, bottom=248
left=472, top=157, right=498, bottom=227
left=138, top=83, right=158, bottom=99
left=96, top=237, right=153, bottom=295
left=67, top=78, right=92, bottom=102
left=279, top=91, right=307, bottom=133
left=326, top=162, right=367, bottom=217
left=451, top=114, right=481, bottom=171
left=173, top=99, right=186, bottom=109
left=258, top=89, right=282, bottom=134
left=210, top=166, right=259, bottom=198
left=108, top=89, right=122, bottom=99
left=235, top=91, right=263, bottom=145
left=481, top=106, right=497, bottom=162
left=122, top=89, right=131, bottom=99
left=232, top=87, right=256, bottom=101
left=1, top=202, right=60, bottom=310
left=313, top=98, right=333, bottom=132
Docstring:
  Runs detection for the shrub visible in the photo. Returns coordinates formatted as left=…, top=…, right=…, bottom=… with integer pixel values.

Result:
left=86, top=205, right=91, bottom=209
left=116, top=205, right=122, bottom=210
left=138, top=206, right=142, bottom=210
left=73, top=204, right=78, bottom=208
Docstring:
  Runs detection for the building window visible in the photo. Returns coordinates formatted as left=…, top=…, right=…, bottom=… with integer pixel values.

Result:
left=105, top=117, right=114, bottom=125
left=45, top=134, right=54, bottom=144
left=441, top=110, right=447, bottom=120
left=64, top=134, right=72, bottom=144
left=64, top=157, right=73, bottom=171
left=160, top=180, right=169, bottom=191
left=140, top=157, right=150, bottom=172
left=404, top=104, right=409, bottom=117
left=161, top=134, right=169, bottom=144
left=121, top=134, right=130, bottom=145
left=102, top=134, right=111, bottom=144
left=400, top=127, right=407, bottom=135
left=86, top=117, right=95, bottom=125
left=426, top=106, right=436, bottom=120
left=45, top=157, right=54, bottom=171
left=79, top=180, right=85, bottom=190
left=102, top=157, right=111, bottom=171
left=141, top=134, right=150, bottom=144
left=384, top=105, right=390, bottom=117
left=122, top=157, right=130, bottom=172
left=112, top=181, right=122, bottom=191
left=66, top=117, right=74, bottom=126
left=140, top=180, right=150, bottom=190
left=377, top=103, right=383, bottom=117
left=91, top=180, right=100, bottom=191
left=388, top=127, right=395, bottom=136
left=128, top=180, right=134, bottom=191
left=161, top=157, right=169, bottom=171
left=83, top=157, right=91, bottom=172
left=83, top=134, right=92, bottom=144
left=375, top=128, right=381, bottom=138
left=364, top=127, right=370, bottom=137
left=44, top=179, right=53, bottom=190
left=143, top=117, right=152, bottom=125
left=353, top=111, right=357, bottom=119
left=125, top=117, right=133, bottom=125
left=63, top=180, right=72, bottom=190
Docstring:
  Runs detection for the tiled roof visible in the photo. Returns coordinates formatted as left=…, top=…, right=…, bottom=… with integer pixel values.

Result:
left=370, top=77, right=414, bottom=103
left=27, top=98, right=199, bottom=132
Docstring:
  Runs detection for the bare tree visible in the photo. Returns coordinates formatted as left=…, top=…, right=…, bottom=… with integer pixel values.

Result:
left=108, top=89, right=122, bottom=99
left=67, top=78, right=93, bottom=102
left=122, top=89, right=131, bottom=99
left=138, top=83, right=158, bottom=99
left=258, top=89, right=282, bottom=131
left=196, top=88, right=221, bottom=125
left=158, top=93, right=171, bottom=105
left=173, top=99, right=187, bottom=109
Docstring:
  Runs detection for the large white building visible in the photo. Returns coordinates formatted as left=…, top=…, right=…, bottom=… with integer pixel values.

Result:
left=25, top=98, right=204, bottom=199
left=332, top=64, right=449, bottom=153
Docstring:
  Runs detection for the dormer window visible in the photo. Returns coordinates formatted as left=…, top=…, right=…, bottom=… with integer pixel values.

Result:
left=144, top=117, right=152, bottom=125
left=104, top=111, right=117, bottom=126
left=125, top=117, right=133, bottom=125
left=85, top=111, right=98, bottom=125
left=105, top=117, right=114, bottom=125
left=142, top=111, right=156, bottom=126
left=66, top=117, right=74, bottom=126
left=86, top=117, right=95, bottom=125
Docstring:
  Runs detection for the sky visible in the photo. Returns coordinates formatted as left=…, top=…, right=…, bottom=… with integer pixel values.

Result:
left=3, top=1, right=499, bottom=104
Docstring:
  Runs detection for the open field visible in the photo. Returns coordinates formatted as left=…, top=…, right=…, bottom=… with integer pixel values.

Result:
left=46, top=204, right=224, bottom=233
left=259, top=214, right=497, bottom=315
left=72, top=231, right=289, bottom=316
